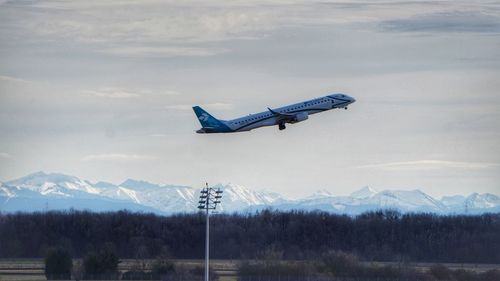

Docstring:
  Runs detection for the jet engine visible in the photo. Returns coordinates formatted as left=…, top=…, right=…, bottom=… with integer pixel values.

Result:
left=292, top=112, right=308, bottom=123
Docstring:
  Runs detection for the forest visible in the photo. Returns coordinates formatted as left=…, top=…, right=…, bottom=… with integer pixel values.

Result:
left=0, top=209, right=499, bottom=263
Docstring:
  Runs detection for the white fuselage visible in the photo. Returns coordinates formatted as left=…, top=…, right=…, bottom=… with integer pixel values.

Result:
left=220, top=93, right=356, bottom=132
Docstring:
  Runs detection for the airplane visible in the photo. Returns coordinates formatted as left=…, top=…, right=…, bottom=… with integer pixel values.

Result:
left=192, top=93, right=356, bottom=133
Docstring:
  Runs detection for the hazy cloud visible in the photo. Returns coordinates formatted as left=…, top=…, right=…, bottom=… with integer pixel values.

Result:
left=380, top=11, right=500, bottom=33
left=4, top=0, right=428, bottom=48
left=82, top=87, right=144, bottom=98
left=356, top=160, right=500, bottom=171
left=166, top=103, right=234, bottom=111
left=81, top=154, right=157, bottom=162
left=0, top=152, right=11, bottom=158
left=17, top=2, right=282, bottom=44
left=163, top=90, right=180, bottom=96
left=97, top=46, right=227, bottom=58
left=0, top=75, right=32, bottom=84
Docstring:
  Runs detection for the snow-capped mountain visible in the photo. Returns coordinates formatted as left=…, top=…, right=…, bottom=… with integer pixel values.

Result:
left=1, top=172, right=499, bottom=215
left=265, top=188, right=447, bottom=214
left=305, top=189, right=335, bottom=200
left=0, top=182, right=14, bottom=198
left=118, top=179, right=197, bottom=213
left=0, top=172, right=159, bottom=213
left=441, top=195, right=467, bottom=207
left=0, top=172, right=280, bottom=214
left=441, top=193, right=500, bottom=214
left=215, top=183, right=285, bottom=211
left=350, top=186, right=377, bottom=199
left=5, top=171, right=99, bottom=197
left=465, top=193, right=500, bottom=209
left=367, top=190, right=446, bottom=213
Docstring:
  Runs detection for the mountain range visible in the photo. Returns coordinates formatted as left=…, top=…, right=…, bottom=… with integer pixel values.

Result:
left=1, top=172, right=499, bottom=215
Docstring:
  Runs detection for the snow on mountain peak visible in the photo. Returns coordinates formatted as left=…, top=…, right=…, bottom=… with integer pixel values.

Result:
left=441, top=195, right=466, bottom=207
left=368, top=189, right=445, bottom=211
left=257, top=190, right=286, bottom=203
left=465, top=193, right=500, bottom=209
left=93, top=181, right=118, bottom=189
left=219, top=183, right=266, bottom=204
left=0, top=182, right=15, bottom=198
left=5, top=171, right=99, bottom=196
left=120, top=179, right=160, bottom=190
left=117, top=187, right=141, bottom=204
left=305, top=189, right=335, bottom=200
left=350, top=186, right=377, bottom=199
left=1, top=172, right=499, bottom=215
left=212, top=183, right=283, bottom=211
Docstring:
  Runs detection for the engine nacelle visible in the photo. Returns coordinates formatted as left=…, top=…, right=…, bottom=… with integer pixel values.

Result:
left=292, top=112, right=308, bottom=123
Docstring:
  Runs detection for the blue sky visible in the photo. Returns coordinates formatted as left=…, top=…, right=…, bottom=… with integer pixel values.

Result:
left=1, top=0, right=499, bottom=198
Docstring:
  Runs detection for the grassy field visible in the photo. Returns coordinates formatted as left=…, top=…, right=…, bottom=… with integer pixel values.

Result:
left=1, top=259, right=499, bottom=281
left=0, top=259, right=239, bottom=281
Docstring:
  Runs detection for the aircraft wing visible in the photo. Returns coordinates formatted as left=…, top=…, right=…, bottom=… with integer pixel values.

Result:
left=267, top=107, right=296, bottom=121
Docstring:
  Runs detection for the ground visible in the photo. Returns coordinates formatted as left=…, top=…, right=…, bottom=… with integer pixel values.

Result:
left=1, top=259, right=499, bottom=281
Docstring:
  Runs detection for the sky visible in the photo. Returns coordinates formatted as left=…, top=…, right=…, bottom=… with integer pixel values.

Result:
left=1, top=0, right=499, bottom=199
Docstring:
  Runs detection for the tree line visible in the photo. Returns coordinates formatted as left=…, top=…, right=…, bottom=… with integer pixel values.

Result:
left=43, top=247, right=181, bottom=280
left=0, top=209, right=499, bottom=263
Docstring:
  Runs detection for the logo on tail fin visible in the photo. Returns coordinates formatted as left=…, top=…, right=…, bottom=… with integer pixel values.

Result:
left=198, top=113, right=209, bottom=122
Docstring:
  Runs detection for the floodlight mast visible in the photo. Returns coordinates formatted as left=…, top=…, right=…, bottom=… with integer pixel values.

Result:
left=197, top=182, right=223, bottom=281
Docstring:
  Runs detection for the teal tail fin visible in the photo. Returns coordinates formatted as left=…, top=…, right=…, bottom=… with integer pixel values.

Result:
left=192, top=106, right=231, bottom=132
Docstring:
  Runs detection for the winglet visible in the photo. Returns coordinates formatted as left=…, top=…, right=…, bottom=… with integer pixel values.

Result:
left=267, top=107, right=278, bottom=115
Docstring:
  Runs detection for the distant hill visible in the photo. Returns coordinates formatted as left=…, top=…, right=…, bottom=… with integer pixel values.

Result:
left=1, top=171, right=499, bottom=214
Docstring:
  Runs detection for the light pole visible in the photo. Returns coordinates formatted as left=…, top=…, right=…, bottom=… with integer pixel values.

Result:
left=198, top=183, right=223, bottom=281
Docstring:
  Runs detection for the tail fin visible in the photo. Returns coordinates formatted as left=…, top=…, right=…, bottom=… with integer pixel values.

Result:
left=192, top=106, right=231, bottom=131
